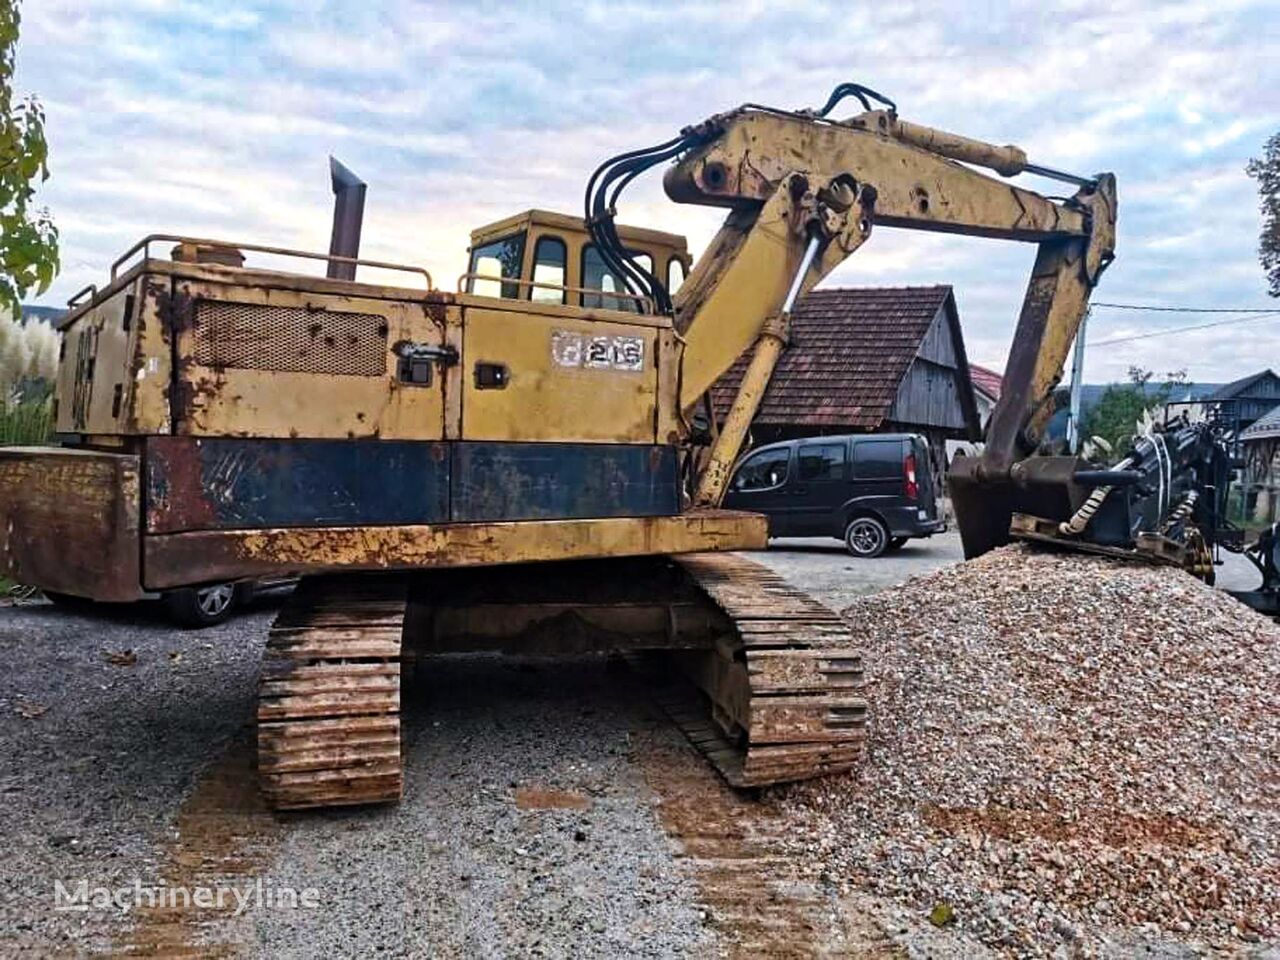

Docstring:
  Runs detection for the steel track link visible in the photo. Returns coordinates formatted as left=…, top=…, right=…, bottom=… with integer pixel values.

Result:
left=257, top=575, right=407, bottom=810
left=669, top=553, right=867, bottom=787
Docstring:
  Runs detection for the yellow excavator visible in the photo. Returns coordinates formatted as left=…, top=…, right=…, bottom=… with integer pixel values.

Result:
left=0, top=83, right=1117, bottom=809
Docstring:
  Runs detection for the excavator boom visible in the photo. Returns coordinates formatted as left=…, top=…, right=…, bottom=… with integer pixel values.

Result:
left=620, top=99, right=1116, bottom=539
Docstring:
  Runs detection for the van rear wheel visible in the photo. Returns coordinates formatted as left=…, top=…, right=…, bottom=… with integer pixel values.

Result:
left=844, top=517, right=889, bottom=558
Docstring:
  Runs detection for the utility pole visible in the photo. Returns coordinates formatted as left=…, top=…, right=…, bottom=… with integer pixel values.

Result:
left=1065, top=308, right=1089, bottom=454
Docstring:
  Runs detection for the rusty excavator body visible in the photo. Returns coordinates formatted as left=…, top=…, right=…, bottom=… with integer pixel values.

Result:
left=1, top=83, right=1149, bottom=809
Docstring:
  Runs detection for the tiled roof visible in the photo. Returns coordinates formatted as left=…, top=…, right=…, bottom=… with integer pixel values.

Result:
left=969, top=363, right=1003, bottom=401
left=1241, top=403, right=1280, bottom=441
left=711, top=285, right=954, bottom=429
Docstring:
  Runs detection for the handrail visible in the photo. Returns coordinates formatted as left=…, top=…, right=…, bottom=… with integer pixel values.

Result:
left=66, top=284, right=98, bottom=309
left=110, top=234, right=434, bottom=289
left=456, top=272, right=653, bottom=313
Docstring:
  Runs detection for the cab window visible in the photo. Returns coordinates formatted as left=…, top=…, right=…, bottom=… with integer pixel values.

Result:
left=798, top=442, right=846, bottom=481
left=732, top=447, right=790, bottom=492
left=529, top=236, right=567, bottom=304
left=581, top=244, right=642, bottom=313
left=667, top=257, right=686, bottom=293
left=468, top=232, right=526, bottom=299
left=631, top=251, right=654, bottom=278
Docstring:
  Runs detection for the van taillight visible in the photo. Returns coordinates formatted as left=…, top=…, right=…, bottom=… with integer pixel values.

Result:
left=904, top=451, right=919, bottom=500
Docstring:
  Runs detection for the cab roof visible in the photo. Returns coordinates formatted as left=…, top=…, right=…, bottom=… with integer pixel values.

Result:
left=469, top=209, right=688, bottom=253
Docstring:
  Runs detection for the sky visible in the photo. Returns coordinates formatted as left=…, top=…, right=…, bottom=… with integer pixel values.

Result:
left=15, top=0, right=1280, bottom=383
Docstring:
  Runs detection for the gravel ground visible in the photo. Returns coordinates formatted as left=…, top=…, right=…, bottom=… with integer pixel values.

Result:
left=0, top=596, right=270, bottom=956
left=2, top=535, right=1275, bottom=958
left=750, top=533, right=966, bottom=611
left=753, top=530, right=1263, bottom=613
left=775, top=545, right=1280, bottom=957
left=0, top=595, right=712, bottom=957
left=249, top=656, right=711, bottom=958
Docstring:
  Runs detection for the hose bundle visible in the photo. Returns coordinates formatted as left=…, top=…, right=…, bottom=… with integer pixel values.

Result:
left=582, top=128, right=708, bottom=314
left=581, top=81, right=894, bottom=315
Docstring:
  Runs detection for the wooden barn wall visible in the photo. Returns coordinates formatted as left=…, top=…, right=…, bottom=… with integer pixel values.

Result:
left=888, top=357, right=968, bottom=431
left=915, top=306, right=959, bottom=367
left=1233, top=376, right=1280, bottom=425
left=886, top=307, right=970, bottom=432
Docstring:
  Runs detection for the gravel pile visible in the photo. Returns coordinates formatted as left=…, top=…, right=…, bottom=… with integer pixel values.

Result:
left=777, top=545, right=1279, bottom=956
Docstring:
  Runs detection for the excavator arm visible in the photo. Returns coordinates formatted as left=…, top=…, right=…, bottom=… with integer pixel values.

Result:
left=611, top=91, right=1117, bottom=551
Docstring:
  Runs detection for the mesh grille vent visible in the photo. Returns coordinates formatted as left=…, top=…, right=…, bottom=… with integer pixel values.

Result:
left=192, top=300, right=389, bottom=377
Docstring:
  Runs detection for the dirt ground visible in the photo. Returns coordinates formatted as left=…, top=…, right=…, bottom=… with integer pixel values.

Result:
left=0, top=532, right=1270, bottom=957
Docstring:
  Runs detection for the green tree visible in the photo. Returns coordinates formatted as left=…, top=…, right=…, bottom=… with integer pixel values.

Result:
left=1247, top=132, right=1280, bottom=297
left=0, top=0, right=57, bottom=318
left=1081, top=366, right=1187, bottom=457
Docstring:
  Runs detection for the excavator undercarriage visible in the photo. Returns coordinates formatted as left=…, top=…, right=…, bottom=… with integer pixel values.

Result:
left=259, top=554, right=866, bottom=809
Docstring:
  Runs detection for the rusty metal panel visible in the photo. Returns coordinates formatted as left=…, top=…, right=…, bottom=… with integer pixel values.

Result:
left=0, top=447, right=142, bottom=601
left=168, top=278, right=446, bottom=441
left=144, top=436, right=450, bottom=534
left=53, top=282, right=142, bottom=436
left=460, top=306, right=659, bottom=443
left=141, top=509, right=767, bottom=589
left=451, top=442, right=678, bottom=522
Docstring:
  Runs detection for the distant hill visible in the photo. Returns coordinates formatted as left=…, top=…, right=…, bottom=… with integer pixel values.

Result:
left=19, top=305, right=66, bottom=326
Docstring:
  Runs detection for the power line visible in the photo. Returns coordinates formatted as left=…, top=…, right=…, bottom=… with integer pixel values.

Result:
left=1091, top=301, right=1278, bottom=314
left=1088, top=310, right=1280, bottom=347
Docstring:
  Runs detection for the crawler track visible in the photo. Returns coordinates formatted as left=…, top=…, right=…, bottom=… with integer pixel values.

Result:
left=254, top=555, right=865, bottom=810
left=257, top=575, right=406, bottom=810
left=667, top=553, right=867, bottom=787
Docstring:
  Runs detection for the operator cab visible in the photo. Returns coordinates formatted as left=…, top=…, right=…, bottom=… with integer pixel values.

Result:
left=464, top=209, right=691, bottom=313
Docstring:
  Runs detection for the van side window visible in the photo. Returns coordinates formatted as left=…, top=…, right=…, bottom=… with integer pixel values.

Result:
left=797, top=443, right=846, bottom=481
left=852, top=439, right=902, bottom=479
left=529, top=236, right=567, bottom=304
left=733, top=448, right=789, bottom=491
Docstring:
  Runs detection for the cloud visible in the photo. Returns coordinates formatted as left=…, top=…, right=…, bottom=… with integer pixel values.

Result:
left=14, top=0, right=1280, bottom=383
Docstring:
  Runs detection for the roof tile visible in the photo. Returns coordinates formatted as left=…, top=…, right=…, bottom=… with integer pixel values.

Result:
left=712, top=285, right=953, bottom=428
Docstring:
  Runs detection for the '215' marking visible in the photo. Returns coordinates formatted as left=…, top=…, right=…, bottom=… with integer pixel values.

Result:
left=550, top=331, right=645, bottom=372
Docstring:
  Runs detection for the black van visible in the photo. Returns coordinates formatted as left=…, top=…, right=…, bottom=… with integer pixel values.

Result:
left=722, top=433, right=945, bottom=557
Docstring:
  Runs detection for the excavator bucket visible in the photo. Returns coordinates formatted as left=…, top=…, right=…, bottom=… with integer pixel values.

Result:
left=949, top=455, right=1085, bottom=559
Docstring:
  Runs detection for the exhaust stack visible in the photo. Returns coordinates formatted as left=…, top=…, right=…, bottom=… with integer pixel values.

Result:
left=327, top=156, right=367, bottom=281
